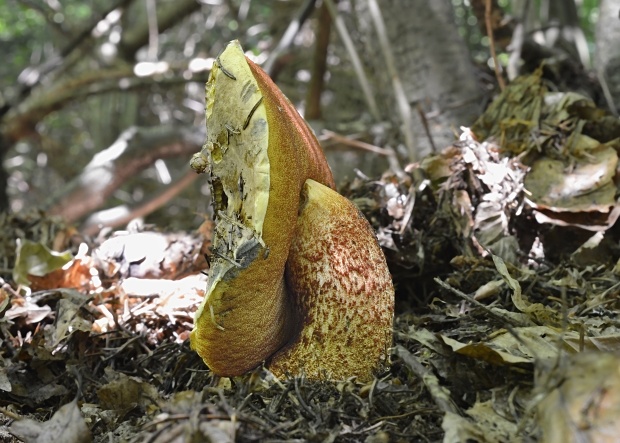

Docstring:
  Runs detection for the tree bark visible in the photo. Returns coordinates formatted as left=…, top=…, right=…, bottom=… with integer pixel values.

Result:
left=351, top=0, right=482, bottom=158
left=306, top=1, right=333, bottom=120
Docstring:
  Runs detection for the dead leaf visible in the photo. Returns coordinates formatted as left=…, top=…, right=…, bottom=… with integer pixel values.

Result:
left=97, top=368, right=160, bottom=412
left=440, top=334, right=532, bottom=365
left=465, top=400, right=519, bottom=442
left=492, top=255, right=561, bottom=325
left=51, top=290, right=93, bottom=347
left=28, top=258, right=93, bottom=292
left=0, top=364, right=11, bottom=392
left=4, top=299, right=53, bottom=324
left=442, top=411, right=490, bottom=443
left=471, top=67, right=545, bottom=154
left=525, top=147, right=617, bottom=213
left=536, top=352, right=620, bottom=443
left=9, top=399, right=91, bottom=443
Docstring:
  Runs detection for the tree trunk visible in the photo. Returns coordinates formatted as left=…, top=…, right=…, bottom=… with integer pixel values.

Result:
left=352, top=0, right=482, bottom=158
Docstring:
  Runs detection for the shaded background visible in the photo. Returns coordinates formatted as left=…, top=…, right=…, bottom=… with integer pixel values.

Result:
left=0, top=0, right=610, bottom=234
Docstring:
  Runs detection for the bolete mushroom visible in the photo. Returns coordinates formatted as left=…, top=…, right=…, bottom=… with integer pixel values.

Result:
left=190, top=40, right=394, bottom=381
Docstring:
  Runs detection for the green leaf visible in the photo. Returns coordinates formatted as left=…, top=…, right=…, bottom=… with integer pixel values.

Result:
left=13, top=239, right=73, bottom=286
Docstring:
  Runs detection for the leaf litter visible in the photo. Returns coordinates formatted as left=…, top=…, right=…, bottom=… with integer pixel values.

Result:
left=2, top=70, right=620, bottom=442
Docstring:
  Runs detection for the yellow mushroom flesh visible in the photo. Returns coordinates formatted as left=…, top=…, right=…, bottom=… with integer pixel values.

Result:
left=190, top=40, right=393, bottom=380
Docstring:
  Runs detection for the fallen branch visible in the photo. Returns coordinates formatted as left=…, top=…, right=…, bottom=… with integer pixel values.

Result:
left=82, top=169, right=199, bottom=236
left=47, top=124, right=203, bottom=223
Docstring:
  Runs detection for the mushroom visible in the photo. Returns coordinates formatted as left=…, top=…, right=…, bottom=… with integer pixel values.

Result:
left=190, top=40, right=394, bottom=381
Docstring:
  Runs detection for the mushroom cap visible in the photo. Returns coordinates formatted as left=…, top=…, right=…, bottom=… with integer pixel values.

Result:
left=270, top=179, right=394, bottom=381
left=190, top=40, right=334, bottom=375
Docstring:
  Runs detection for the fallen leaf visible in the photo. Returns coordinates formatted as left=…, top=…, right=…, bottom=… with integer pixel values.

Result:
left=524, top=147, right=617, bottom=213
left=51, top=291, right=93, bottom=347
left=442, top=411, right=489, bottom=443
left=9, top=399, right=91, bottom=443
left=13, top=239, right=73, bottom=286
left=536, top=352, right=620, bottom=443
left=97, top=368, right=160, bottom=412
left=466, top=400, right=519, bottom=442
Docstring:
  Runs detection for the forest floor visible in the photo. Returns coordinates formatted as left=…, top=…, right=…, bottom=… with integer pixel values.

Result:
left=2, top=69, right=620, bottom=443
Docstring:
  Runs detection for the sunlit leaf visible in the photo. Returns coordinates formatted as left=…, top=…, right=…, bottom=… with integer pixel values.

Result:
left=13, top=239, right=73, bottom=286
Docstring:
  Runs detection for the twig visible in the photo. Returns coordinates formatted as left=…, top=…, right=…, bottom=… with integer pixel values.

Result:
left=485, top=0, right=506, bottom=91
left=415, top=103, right=437, bottom=153
left=238, top=0, right=251, bottom=21
left=4, top=65, right=208, bottom=144
left=320, top=129, right=404, bottom=176
left=597, top=68, right=619, bottom=117
left=434, top=277, right=526, bottom=327
left=82, top=170, right=198, bottom=236
left=320, top=130, right=392, bottom=156
left=0, top=407, right=21, bottom=420
left=224, top=0, right=240, bottom=18
left=506, top=22, right=525, bottom=81
left=0, top=0, right=136, bottom=119
left=47, top=124, right=202, bottom=221
left=323, top=0, right=380, bottom=121
left=393, top=345, right=460, bottom=415
left=367, top=0, right=417, bottom=161
left=16, top=0, right=70, bottom=37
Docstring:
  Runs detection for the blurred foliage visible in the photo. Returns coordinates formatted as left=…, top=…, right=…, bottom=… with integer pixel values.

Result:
left=0, top=2, right=46, bottom=89
left=0, top=0, right=605, bottom=232
left=0, top=0, right=105, bottom=90
left=1, top=0, right=294, bottom=230
left=451, top=0, right=600, bottom=65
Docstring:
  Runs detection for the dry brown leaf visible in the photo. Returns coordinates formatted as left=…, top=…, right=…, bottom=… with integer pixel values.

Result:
left=97, top=368, right=161, bottom=412
left=28, top=258, right=93, bottom=292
